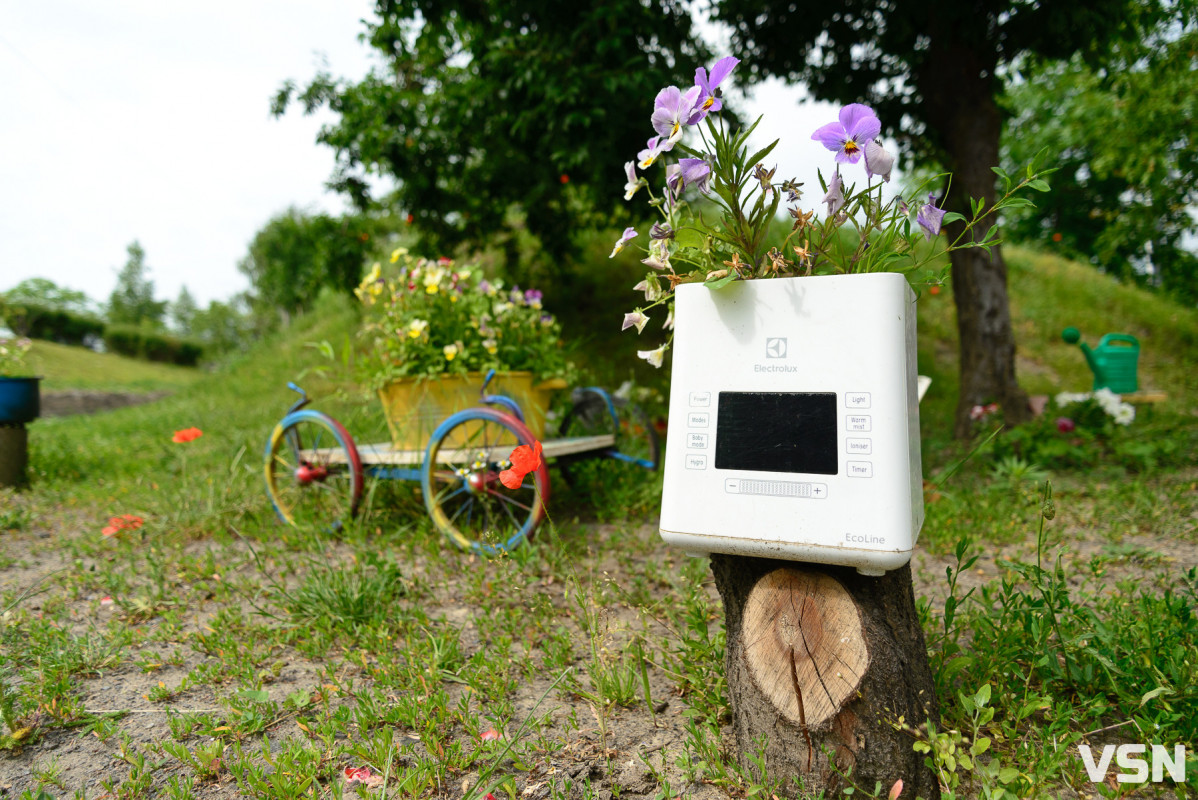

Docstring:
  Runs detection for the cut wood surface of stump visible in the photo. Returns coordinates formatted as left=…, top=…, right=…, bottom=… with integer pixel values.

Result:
left=712, top=555, right=940, bottom=799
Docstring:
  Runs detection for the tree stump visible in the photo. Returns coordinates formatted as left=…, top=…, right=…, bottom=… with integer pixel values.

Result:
left=710, top=554, right=940, bottom=798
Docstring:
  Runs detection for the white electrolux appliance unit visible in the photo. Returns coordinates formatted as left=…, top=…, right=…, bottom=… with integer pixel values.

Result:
left=658, top=273, right=924, bottom=576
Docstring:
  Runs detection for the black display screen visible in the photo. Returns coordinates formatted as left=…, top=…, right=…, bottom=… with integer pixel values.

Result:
left=714, top=392, right=838, bottom=475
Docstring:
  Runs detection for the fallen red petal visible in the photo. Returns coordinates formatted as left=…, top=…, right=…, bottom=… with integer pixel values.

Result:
left=480, top=728, right=502, bottom=741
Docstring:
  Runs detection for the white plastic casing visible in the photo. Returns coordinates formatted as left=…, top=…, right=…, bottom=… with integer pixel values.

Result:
left=658, top=273, right=923, bottom=575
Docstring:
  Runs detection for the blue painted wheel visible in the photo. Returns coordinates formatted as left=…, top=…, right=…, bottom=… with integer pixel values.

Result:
left=557, top=391, right=660, bottom=487
left=264, top=410, right=364, bottom=528
left=421, top=406, right=549, bottom=554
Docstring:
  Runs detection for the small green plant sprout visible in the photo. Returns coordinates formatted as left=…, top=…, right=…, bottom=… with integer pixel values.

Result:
left=162, top=738, right=225, bottom=781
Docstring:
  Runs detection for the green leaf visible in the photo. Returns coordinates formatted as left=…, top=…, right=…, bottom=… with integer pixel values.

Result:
left=971, top=737, right=991, bottom=756
left=744, top=139, right=780, bottom=170
left=974, top=683, right=991, bottom=707
left=239, top=689, right=270, bottom=704
left=997, top=767, right=1021, bottom=783
left=941, top=212, right=966, bottom=225
left=1027, top=179, right=1051, bottom=192
left=1140, top=686, right=1170, bottom=705
left=705, top=273, right=739, bottom=290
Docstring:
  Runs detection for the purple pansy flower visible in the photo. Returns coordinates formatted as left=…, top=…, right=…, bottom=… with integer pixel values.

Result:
left=812, top=104, right=881, bottom=164
left=666, top=157, right=712, bottom=195
left=524, top=289, right=543, bottom=308
left=651, top=85, right=703, bottom=143
left=864, top=140, right=895, bottom=182
left=823, top=170, right=845, bottom=217
left=692, top=56, right=740, bottom=119
left=609, top=226, right=639, bottom=258
left=917, top=194, right=947, bottom=241
left=637, top=135, right=673, bottom=170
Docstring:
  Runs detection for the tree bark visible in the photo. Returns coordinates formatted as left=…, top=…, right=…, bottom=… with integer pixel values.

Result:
left=710, top=555, right=940, bottom=798
left=920, top=37, right=1031, bottom=439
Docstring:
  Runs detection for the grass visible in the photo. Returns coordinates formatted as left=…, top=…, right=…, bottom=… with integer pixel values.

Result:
left=24, top=340, right=205, bottom=394
left=1, top=258, right=1197, bottom=799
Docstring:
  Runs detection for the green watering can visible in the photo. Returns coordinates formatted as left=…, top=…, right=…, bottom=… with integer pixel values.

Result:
left=1061, top=327, right=1139, bottom=393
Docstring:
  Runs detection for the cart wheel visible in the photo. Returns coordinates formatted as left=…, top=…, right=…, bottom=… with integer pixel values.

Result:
left=421, top=407, right=549, bottom=554
left=557, top=390, right=660, bottom=488
left=264, top=409, right=364, bottom=528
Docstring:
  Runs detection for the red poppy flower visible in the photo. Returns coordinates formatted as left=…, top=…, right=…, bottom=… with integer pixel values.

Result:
left=172, top=427, right=203, bottom=443
left=480, top=728, right=502, bottom=741
left=929, top=285, right=941, bottom=296
left=1052, top=232, right=1063, bottom=242
left=560, top=174, right=570, bottom=184
left=102, top=514, right=144, bottom=537
left=499, top=441, right=542, bottom=490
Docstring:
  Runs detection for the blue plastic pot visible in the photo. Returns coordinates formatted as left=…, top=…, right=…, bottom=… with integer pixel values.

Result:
left=0, top=377, right=41, bottom=424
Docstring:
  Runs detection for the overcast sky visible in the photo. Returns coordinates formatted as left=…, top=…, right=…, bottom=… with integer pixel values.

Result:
left=1, top=4, right=853, bottom=310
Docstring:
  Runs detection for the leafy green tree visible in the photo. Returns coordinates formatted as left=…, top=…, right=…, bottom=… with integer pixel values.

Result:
left=1003, top=30, right=1198, bottom=303
left=238, top=208, right=375, bottom=323
left=712, top=0, right=1193, bottom=436
left=169, top=286, right=199, bottom=336
left=271, top=0, right=707, bottom=269
left=190, top=297, right=255, bottom=354
left=108, top=241, right=167, bottom=329
left=1, top=278, right=96, bottom=315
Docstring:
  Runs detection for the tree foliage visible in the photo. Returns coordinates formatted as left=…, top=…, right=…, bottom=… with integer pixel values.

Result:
left=238, top=208, right=375, bottom=321
left=108, top=241, right=167, bottom=329
left=1, top=278, right=96, bottom=316
left=711, top=0, right=1191, bottom=436
left=272, top=0, right=707, bottom=266
left=1003, top=30, right=1198, bottom=303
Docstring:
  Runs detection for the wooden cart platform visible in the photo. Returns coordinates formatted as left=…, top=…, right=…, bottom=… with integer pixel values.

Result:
left=302, top=434, right=616, bottom=467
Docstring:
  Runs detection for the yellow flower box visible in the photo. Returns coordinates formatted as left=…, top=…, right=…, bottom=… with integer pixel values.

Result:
left=377, top=371, right=565, bottom=451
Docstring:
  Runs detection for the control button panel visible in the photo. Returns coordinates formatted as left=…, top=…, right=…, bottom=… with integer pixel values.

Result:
left=725, top=478, right=828, bottom=498
left=846, top=438, right=872, bottom=455
left=846, top=415, right=871, bottom=432
left=845, top=392, right=871, bottom=409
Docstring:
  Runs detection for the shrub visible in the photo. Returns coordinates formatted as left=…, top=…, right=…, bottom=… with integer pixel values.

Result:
left=102, top=325, right=203, bottom=367
left=0, top=301, right=105, bottom=346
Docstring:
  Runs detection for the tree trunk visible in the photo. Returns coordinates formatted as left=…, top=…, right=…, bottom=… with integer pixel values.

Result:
left=710, top=555, right=940, bottom=798
left=920, top=39, right=1031, bottom=439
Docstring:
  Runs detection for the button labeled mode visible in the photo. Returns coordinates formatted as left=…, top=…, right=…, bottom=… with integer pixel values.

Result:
left=687, top=411, right=710, bottom=427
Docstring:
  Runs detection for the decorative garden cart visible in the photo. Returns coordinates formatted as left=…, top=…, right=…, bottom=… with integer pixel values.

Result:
left=263, top=370, right=659, bottom=552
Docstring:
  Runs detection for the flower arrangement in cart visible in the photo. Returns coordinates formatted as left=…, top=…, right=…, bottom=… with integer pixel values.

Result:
left=615, top=56, right=1051, bottom=366
left=355, top=249, right=570, bottom=387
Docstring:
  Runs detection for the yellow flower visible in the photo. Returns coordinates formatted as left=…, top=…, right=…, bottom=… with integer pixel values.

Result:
left=389, top=247, right=408, bottom=264
left=443, top=344, right=458, bottom=361
left=407, top=319, right=428, bottom=338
